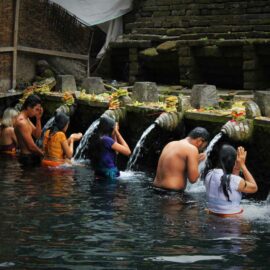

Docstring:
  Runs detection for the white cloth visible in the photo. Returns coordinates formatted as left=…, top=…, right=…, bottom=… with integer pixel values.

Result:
left=204, top=169, right=242, bottom=214
left=50, top=0, right=133, bottom=26
left=49, top=0, right=133, bottom=57
left=97, top=17, right=123, bottom=58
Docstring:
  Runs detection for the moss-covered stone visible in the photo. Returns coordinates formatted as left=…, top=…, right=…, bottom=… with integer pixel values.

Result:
left=139, top=48, right=159, bottom=57
left=156, top=41, right=177, bottom=53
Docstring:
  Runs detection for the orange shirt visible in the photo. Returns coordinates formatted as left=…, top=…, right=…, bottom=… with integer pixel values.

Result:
left=43, top=130, right=67, bottom=161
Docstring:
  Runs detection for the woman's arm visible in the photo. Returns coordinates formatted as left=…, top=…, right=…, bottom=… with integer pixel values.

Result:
left=61, top=138, right=74, bottom=159
left=111, top=128, right=131, bottom=156
left=62, top=133, right=82, bottom=159
left=236, top=147, right=258, bottom=193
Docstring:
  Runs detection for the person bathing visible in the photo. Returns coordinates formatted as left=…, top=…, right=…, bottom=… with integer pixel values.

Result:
left=202, top=144, right=257, bottom=217
left=0, top=108, right=19, bottom=155
left=153, top=127, right=209, bottom=191
left=42, top=111, right=82, bottom=167
left=89, top=115, right=131, bottom=180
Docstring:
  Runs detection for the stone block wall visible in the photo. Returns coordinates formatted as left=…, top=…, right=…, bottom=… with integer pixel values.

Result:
left=129, top=0, right=270, bottom=39
left=112, top=0, right=270, bottom=89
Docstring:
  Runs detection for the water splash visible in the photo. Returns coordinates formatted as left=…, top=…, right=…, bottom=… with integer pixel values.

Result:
left=242, top=200, right=270, bottom=222
left=74, top=119, right=100, bottom=160
left=126, top=124, right=156, bottom=171
left=186, top=132, right=223, bottom=193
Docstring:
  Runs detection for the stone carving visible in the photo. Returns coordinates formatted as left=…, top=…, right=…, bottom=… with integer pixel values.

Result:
left=254, top=91, right=270, bottom=117
left=102, top=108, right=126, bottom=123
left=155, top=112, right=183, bottom=131
left=190, top=84, right=219, bottom=109
left=55, top=75, right=77, bottom=92
left=221, top=119, right=253, bottom=141
left=132, top=82, right=158, bottom=102
left=244, top=100, right=261, bottom=119
left=81, top=77, right=105, bottom=94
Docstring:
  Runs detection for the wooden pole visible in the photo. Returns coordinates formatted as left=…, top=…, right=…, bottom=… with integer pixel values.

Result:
left=12, top=0, right=20, bottom=90
left=87, top=31, right=94, bottom=77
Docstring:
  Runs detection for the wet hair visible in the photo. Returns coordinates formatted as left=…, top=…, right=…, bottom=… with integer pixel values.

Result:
left=188, top=127, right=210, bottom=142
left=49, top=112, right=69, bottom=136
left=88, top=115, right=116, bottom=167
left=1, top=108, right=18, bottom=128
left=219, top=144, right=237, bottom=201
left=21, top=94, right=41, bottom=110
left=98, top=115, right=116, bottom=136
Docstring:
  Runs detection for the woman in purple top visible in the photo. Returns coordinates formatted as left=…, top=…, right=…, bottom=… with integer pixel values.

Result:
left=89, top=115, right=131, bottom=179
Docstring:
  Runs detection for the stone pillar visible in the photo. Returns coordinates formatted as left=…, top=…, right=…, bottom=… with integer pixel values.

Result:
left=129, top=48, right=139, bottom=84
left=243, top=44, right=258, bottom=90
left=55, top=75, right=77, bottom=92
left=178, top=44, right=197, bottom=87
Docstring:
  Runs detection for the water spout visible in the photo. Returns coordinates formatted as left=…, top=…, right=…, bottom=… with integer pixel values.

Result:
left=154, top=112, right=183, bottom=131
left=102, top=108, right=126, bottom=122
left=221, top=119, right=253, bottom=141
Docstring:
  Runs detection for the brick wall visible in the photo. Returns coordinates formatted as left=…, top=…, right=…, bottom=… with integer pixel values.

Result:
left=0, top=53, right=12, bottom=91
left=0, top=0, right=91, bottom=93
left=0, top=1, right=14, bottom=92
left=0, top=0, right=14, bottom=46
left=19, top=0, right=91, bottom=54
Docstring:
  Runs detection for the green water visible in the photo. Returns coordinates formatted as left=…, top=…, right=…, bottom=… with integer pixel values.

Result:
left=0, top=156, right=269, bottom=269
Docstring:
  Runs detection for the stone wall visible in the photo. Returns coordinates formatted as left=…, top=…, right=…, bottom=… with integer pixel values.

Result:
left=0, top=0, right=91, bottom=93
left=107, top=0, right=270, bottom=89
left=0, top=0, right=15, bottom=92
left=128, top=0, right=270, bottom=39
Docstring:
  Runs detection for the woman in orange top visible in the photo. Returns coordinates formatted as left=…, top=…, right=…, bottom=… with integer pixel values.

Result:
left=0, top=108, right=18, bottom=155
left=42, top=112, right=82, bottom=167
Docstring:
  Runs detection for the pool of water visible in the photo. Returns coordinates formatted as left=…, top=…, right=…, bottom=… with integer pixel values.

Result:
left=0, top=156, right=270, bottom=269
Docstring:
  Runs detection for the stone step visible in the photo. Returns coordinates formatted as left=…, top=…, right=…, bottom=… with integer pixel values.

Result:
left=123, top=33, right=180, bottom=41
left=110, top=39, right=152, bottom=48
left=179, top=31, right=270, bottom=40
left=131, top=27, right=188, bottom=36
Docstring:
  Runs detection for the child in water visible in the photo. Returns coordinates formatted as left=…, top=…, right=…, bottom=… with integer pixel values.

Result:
left=0, top=108, right=18, bottom=155
left=89, top=115, right=131, bottom=179
left=42, top=111, right=82, bottom=166
left=202, top=144, right=257, bottom=217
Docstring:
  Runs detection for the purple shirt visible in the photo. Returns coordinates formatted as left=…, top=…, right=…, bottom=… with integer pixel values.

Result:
left=100, top=135, right=116, bottom=168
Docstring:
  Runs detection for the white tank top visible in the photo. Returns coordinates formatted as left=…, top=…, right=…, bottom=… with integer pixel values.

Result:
left=204, top=169, right=242, bottom=214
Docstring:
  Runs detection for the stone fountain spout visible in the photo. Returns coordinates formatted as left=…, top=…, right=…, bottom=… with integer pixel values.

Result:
left=101, top=108, right=126, bottom=123
left=154, top=112, right=183, bottom=131
left=221, top=119, right=253, bottom=141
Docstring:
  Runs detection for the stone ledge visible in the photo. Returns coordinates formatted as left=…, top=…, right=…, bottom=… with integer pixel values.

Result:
left=184, top=111, right=231, bottom=123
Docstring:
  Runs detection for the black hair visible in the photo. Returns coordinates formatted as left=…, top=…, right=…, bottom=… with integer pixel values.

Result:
left=88, top=116, right=116, bottom=167
left=49, top=112, right=69, bottom=136
left=21, top=94, right=41, bottom=110
left=188, top=127, right=210, bottom=142
left=98, top=116, right=115, bottom=136
left=219, top=144, right=237, bottom=201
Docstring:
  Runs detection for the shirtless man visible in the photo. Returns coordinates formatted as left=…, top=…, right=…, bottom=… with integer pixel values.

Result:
left=15, top=94, right=44, bottom=166
left=153, top=127, right=209, bottom=191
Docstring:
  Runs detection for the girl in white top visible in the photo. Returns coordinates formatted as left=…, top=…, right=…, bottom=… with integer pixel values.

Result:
left=203, top=144, right=257, bottom=216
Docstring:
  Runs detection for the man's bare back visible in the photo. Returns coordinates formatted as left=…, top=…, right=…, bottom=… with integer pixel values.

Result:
left=153, top=126, right=210, bottom=191
left=153, top=139, right=201, bottom=190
